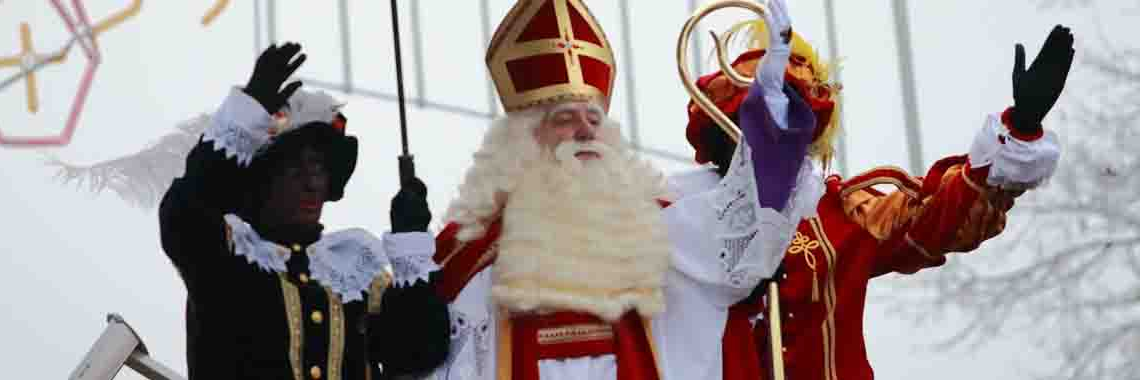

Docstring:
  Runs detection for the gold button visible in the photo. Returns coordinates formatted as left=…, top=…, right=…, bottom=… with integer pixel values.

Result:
left=311, top=310, right=324, bottom=324
left=782, top=347, right=788, bottom=353
left=299, top=273, right=309, bottom=283
left=788, top=312, right=794, bottom=318
left=310, top=365, right=322, bottom=379
left=291, top=243, right=303, bottom=252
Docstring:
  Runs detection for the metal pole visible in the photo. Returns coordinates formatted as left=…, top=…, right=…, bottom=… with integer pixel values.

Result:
left=687, top=0, right=704, bottom=76
left=822, top=0, right=848, bottom=176
left=480, top=0, right=499, bottom=117
left=266, top=0, right=276, bottom=45
left=253, top=0, right=261, bottom=54
left=618, top=0, right=642, bottom=150
left=390, top=0, right=410, bottom=157
left=409, top=0, right=427, bottom=108
left=891, top=0, right=925, bottom=173
left=338, top=0, right=354, bottom=93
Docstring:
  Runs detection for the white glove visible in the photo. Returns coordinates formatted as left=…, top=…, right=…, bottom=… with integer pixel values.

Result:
left=755, top=0, right=794, bottom=129
left=756, top=0, right=793, bottom=91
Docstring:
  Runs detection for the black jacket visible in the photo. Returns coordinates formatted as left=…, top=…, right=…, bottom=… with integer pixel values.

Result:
left=159, top=140, right=449, bottom=380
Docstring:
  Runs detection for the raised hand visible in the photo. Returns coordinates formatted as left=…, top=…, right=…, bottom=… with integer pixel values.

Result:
left=390, top=177, right=432, bottom=233
left=1011, top=25, right=1075, bottom=134
left=755, top=0, right=793, bottom=89
left=243, top=42, right=307, bottom=114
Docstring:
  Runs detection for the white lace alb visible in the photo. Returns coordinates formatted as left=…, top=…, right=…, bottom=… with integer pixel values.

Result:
left=709, top=138, right=804, bottom=288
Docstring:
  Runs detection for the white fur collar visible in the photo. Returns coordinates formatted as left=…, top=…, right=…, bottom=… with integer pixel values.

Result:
left=223, top=214, right=390, bottom=303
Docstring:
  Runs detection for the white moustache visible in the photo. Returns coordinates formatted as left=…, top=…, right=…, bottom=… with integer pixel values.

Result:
left=554, top=140, right=612, bottom=164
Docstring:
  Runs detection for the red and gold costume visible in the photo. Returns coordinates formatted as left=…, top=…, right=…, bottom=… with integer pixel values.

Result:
left=687, top=22, right=1060, bottom=380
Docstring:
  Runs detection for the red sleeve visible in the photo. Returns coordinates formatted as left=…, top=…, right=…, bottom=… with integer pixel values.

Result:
left=871, top=156, right=1008, bottom=276
left=432, top=220, right=502, bottom=302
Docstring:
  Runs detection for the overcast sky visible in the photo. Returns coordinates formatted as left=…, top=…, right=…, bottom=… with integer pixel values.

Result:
left=0, top=1, right=1132, bottom=379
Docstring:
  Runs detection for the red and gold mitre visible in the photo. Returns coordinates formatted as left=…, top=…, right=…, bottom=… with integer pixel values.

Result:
left=486, top=0, right=616, bottom=113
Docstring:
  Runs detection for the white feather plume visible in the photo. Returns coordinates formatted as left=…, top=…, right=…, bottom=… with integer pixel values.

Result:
left=48, top=114, right=212, bottom=209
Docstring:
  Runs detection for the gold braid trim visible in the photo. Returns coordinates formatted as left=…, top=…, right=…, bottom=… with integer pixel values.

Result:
left=279, top=274, right=304, bottom=380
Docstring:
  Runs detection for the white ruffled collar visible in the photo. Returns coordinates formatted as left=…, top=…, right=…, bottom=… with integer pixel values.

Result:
left=223, top=214, right=390, bottom=303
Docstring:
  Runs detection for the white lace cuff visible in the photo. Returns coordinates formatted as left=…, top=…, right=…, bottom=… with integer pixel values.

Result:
left=968, top=113, right=1061, bottom=191
left=309, top=229, right=390, bottom=303
left=224, top=214, right=288, bottom=273
left=202, top=87, right=274, bottom=166
left=383, top=231, right=439, bottom=287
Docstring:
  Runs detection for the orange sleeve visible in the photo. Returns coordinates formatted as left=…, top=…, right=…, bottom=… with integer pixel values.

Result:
left=841, top=156, right=1015, bottom=276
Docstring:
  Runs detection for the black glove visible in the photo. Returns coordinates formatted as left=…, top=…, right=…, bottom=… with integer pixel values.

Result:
left=243, top=42, right=307, bottom=114
left=1011, top=25, right=1075, bottom=134
left=391, top=177, right=432, bottom=233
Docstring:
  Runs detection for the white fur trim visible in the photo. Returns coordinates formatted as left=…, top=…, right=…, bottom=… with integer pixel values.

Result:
left=383, top=232, right=439, bottom=287
left=969, top=113, right=1062, bottom=190
left=203, top=88, right=274, bottom=166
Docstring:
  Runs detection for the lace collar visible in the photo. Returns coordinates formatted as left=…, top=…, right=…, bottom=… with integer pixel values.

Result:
left=223, top=214, right=389, bottom=303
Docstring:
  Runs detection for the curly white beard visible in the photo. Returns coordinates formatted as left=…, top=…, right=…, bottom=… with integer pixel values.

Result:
left=445, top=110, right=672, bottom=321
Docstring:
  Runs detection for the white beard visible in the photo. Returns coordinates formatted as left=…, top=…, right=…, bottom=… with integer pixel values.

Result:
left=489, top=136, right=672, bottom=322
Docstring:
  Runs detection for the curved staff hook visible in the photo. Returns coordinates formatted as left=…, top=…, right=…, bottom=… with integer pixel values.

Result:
left=676, top=2, right=787, bottom=380
left=677, top=0, right=779, bottom=144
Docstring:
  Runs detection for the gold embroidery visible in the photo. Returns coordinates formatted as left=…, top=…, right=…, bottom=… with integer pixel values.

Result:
left=279, top=274, right=304, bottom=380
left=787, top=231, right=821, bottom=302
left=642, top=317, right=664, bottom=380
left=809, top=218, right=840, bottom=380
left=366, top=272, right=391, bottom=314
left=905, top=234, right=938, bottom=259
left=839, top=166, right=922, bottom=199
left=497, top=308, right=512, bottom=380
left=536, top=323, right=613, bottom=345
left=325, top=288, right=345, bottom=380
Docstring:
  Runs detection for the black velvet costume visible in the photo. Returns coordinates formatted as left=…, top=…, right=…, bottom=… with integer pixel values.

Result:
left=159, top=138, right=449, bottom=380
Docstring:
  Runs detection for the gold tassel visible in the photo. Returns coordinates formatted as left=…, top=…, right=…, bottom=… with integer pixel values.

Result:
left=811, top=271, right=820, bottom=303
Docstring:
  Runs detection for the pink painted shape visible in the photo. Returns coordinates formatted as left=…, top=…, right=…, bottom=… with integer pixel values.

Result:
left=0, top=0, right=101, bottom=147
left=49, top=0, right=99, bottom=61
left=69, top=0, right=101, bottom=59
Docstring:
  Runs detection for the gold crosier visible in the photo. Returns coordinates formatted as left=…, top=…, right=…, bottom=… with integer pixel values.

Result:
left=677, top=2, right=787, bottom=380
